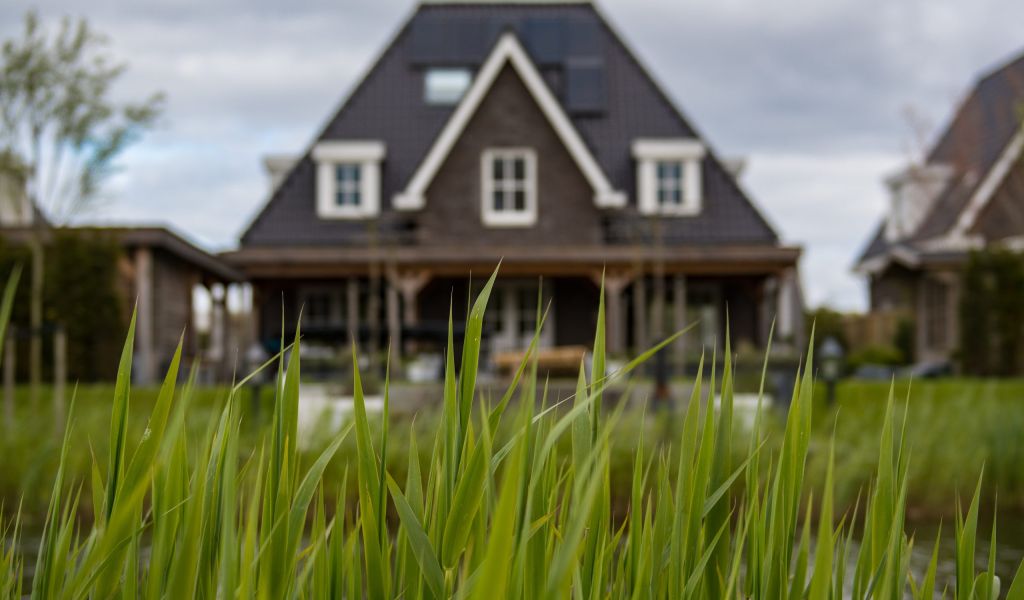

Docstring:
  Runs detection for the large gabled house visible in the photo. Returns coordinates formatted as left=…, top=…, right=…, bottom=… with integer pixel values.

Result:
left=855, top=50, right=1024, bottom=364
left=225, top=1, right=803, bottom=370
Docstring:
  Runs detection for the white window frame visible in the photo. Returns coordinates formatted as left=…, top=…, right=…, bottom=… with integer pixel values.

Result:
left=312, top=141, right=386, bottom=219
left=480, top=147, right=537, bottom=227
left=632, top=138, right=706, bottom=216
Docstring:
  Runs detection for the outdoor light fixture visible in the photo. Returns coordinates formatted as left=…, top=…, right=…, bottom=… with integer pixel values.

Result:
left=820, top=336, right=845, bottom=405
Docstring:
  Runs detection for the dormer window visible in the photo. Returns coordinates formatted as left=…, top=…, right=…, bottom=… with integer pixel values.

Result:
left=312, top=141, right=386, bottom=219
left=481, top=148, right=537, bottom=227
left=424, top=68, right=472, bottom=105
left=334, top=164, right=362, bottom=207
left=655, top=161, right=685, bottom=209
left=632, top=139, right=706, bottom=216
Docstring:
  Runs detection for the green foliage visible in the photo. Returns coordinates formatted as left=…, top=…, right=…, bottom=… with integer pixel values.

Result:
left=848, top=344, right=905, bottom=369
left=0, top=11, right=164, bottom=219
left=45, top=230, right=125, bottom=380
left=804, top=306, right=847, bottom=352
left=960, top=248, right=1024, bottom=376
left=0, top=229, right=125, bottom=381
left=0, top=264, right=1020, bottom=598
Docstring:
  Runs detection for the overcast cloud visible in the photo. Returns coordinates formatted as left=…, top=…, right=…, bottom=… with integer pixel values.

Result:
left=2, top=0, right=1023, bottom=310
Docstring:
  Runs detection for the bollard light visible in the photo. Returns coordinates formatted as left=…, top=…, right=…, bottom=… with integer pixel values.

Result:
left=820, top=336, right=845, bottom=405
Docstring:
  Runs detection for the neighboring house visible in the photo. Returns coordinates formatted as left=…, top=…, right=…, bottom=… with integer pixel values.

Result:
left=226, top=1, right=803, bottom=369
left=855, top=50, right=1024, bottom=364
left=0, top=171, right=242, bottom=383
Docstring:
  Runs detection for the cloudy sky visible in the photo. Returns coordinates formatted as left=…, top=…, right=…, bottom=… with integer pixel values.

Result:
left=2, top=0, right=1023, bottom=310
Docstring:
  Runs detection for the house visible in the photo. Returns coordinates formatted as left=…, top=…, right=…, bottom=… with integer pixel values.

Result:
left=225, top=1, right=803, bottom=371
left=854, top=50, right=1024, bottom=364
left=0, top=170, right=242, bottom=383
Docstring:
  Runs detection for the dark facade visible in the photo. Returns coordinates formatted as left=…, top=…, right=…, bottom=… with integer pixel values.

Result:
left=226, top=2, right=803, bottom=372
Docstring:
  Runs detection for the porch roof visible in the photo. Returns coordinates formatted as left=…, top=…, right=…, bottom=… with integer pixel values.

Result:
left=222, top=243, right=801, bottom=278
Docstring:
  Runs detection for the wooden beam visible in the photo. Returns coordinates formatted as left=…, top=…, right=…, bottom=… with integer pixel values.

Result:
left=632, top=277, right=647, bottom=355
left=673, top=275, right=687, bottom=373
left=135, top=246, right=156, bottom=385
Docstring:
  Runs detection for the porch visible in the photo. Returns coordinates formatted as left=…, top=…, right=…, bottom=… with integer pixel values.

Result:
left=245, top=259, right=803, bottom=381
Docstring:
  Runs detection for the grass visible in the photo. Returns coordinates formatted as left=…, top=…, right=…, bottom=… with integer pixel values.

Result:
left=0, top=266, right=1023, bottom=598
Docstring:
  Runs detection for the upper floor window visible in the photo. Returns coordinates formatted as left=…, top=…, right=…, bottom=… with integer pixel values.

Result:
left=334, top=163, right=361, bottom=207
left=311, top=141, right=386, bottom=219
left=656, top=161, right=684, bottom=209
left=425, top=68, right=472, bottom=105
left=632, top=139, right=706, bottom=216
left=481, top=148, right=537, bottom=227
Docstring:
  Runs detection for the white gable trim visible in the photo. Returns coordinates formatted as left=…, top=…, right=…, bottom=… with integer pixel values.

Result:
left=393, top=32, right=625, bottom=211
left=949, top=128, right=1024, bottom=239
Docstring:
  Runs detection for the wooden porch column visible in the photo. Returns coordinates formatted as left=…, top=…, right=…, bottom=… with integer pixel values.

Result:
left=777, top=267, right=805, bottom=349
left=673, top=275, right=687, bottom=373
left=389, top=269, right=431, bottom=355
left=346, top=278, right=360, bottom=346
left=211, top=283, right=229, bottom=382
left=386, top=281, right=401, bottom=362
left=632, top=276, right=648, bottom=355
left=760, top=276, right=777, bottom=349
left=134, top=246, right=155, bottom=385
left=594, top=271, right=633, bottom=355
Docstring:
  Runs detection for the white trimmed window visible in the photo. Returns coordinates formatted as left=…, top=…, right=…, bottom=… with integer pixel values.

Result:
left=481, top=148, right=537, bottom=227
left=632, top=138, right=706, bottom=216
left=312, top=141, right=386, bottom=219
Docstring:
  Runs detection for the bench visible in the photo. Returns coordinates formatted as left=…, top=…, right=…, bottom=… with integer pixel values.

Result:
left=493, top=345, right=590, bottom=376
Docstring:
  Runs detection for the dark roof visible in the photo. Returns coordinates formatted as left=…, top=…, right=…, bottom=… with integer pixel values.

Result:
left=1, top=225, right=242, bottom=282
left=241, top=2, right=779, bottom=248
left=856, top=48, right=1024, bottom=266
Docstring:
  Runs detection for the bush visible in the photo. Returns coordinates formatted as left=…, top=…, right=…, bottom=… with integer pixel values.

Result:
left=847, top=343, right=905, bottom=370
left=960, top=248, right=1024, bottom=376
left=0, top=229, right=126, bottom=381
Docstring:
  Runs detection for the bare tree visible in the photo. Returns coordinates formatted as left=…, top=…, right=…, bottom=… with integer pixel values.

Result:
left=0, top=12, right=163, bottom=399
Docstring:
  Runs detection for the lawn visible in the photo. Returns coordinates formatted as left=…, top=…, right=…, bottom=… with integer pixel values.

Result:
left=3, top=378, right=1023, bottom=529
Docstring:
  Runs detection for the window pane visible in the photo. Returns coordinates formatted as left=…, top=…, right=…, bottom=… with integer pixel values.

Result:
left=513, top=158, right=525, bottom=180
left=514, top=190, right=525, bottom=211
left=657, top=188, right=666, bottom=206
left=493, top=157, right=504, bottom=180
left=493, top=190, right=505, bottom=211
left=671, top=189, right=682, bottom=205
left=424, top=68, right=472, bottom=105
left=351, top=190, right=361, bottom=206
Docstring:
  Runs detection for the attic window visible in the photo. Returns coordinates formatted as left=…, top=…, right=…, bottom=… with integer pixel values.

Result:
left=424, top=68, right=471, bottom=105
left=632, top=139, right=706, bottom=216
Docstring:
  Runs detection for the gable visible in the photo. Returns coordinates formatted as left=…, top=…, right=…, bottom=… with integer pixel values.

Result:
left=394, top=31, right=623, bottom=210
left=970, top=154, right=1024, bottom=240
left=417, top=64, right=601, bottom=246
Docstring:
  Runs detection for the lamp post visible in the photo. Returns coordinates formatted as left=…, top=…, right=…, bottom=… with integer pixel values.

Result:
left=820, top=336, right=845, bottom=405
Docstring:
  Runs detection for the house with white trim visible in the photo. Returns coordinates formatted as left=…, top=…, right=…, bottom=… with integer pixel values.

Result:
left=225, top=1, right=803, bottom=369
left=855, top=50, right=1024, bottom=364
